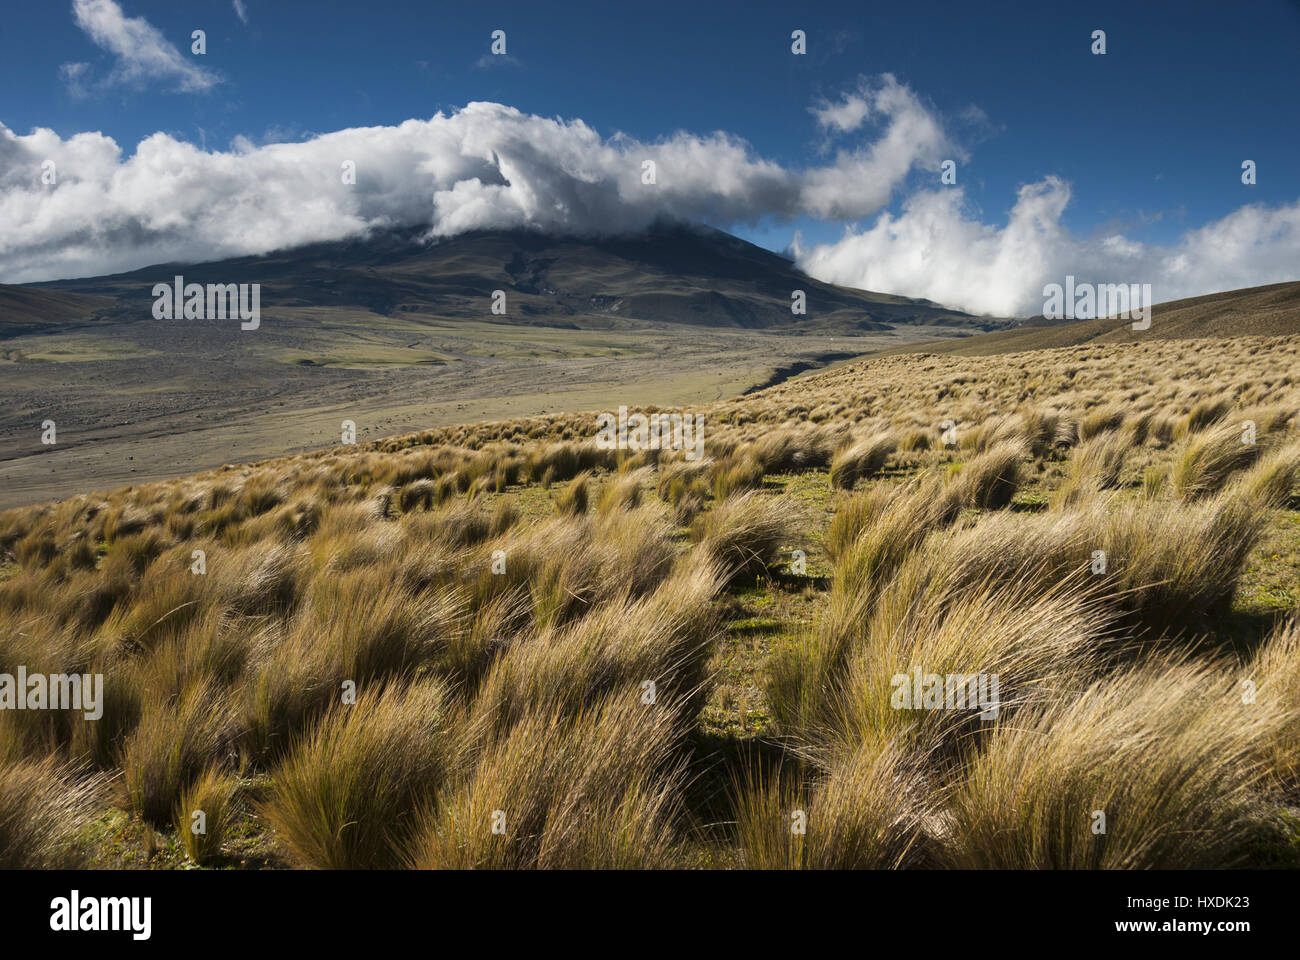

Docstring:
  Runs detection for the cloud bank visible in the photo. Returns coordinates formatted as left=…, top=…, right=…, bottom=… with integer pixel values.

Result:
left=0, top=76, right=947, bottom=282
left=795, top=179, right=1300, bottom=317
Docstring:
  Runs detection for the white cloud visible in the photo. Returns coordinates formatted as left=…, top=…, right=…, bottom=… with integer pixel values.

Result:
left=233, top=0, right=248, bottom=26
left=810, top=86, right=871, bottom=133
left=801, top=76, right=952, bottom=219
left=4, top=69, right=1297, bottom=305
left=64, top=0, right=220, bottom=95
left=795, top=178, right=1300, bottom=317
left=0, top=84, right=943, bottom=282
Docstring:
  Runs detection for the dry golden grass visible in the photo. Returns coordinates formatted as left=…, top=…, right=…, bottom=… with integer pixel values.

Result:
left=264, top=681, right=461, bottom=869
left=1252, top=619, right=1300, bottom=794
left=2, top=333, right=1299, bottom=869
left=732, top=739, right=930, bottom=869
left=829, top=430, right=896, bottom=489
left=175, top=763, right=238, bottom=866
left=0, top=750, right=102, bottom=868
left=406, top=694, right=690, bottom=869
left=941, top=658, right=1289, bottom=868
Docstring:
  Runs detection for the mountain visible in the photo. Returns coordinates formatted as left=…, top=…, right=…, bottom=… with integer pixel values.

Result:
left=21, top=223, right=989, bottom=333
left=877, top=280, right=1300, bottom=357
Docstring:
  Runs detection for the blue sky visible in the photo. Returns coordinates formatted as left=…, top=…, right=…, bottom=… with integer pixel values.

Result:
left=2, top=0, right=1298, bottom=314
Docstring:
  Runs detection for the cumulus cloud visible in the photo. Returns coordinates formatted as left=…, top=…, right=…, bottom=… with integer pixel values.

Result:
left=4, top=66, right=1297, bottom=304
left=795, top=178, right=1300, bottom=317
left=62, top=0, right=220, bottom=96
left=0, top=81, right=944, bottom=281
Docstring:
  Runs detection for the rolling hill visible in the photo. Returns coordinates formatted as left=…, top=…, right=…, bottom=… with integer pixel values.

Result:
left=879, top=280, right=1300, bottom=357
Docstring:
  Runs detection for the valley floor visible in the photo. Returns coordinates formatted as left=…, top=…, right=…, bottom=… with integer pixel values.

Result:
left=0, top=310, right=956, bottom=509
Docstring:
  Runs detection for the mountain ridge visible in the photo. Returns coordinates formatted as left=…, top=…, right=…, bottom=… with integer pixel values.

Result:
left=15, top=223, right=991, bottom=334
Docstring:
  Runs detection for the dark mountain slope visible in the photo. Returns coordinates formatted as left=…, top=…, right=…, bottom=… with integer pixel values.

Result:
left=26, top=223, right=990, bottom=333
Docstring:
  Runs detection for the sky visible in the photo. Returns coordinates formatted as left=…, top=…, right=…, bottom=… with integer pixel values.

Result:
left=1, top=0, right=1298, bottom=316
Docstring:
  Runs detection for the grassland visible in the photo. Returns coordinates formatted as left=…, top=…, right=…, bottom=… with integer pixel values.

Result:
left=2, top=333, right=1300, bottom=869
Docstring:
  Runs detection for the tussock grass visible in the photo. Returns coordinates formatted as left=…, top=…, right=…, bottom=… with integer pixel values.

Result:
left=263, top=681, right=461, bottom=869
left=469, top=555, right=723, bottom=734
left=1234, top=438, right=1300, bottom=508
left=0, top=752, right=101, bottom=868
left=1056, top=431, right=1130, bottom=507
left=900, top=428, right=932, bottom=452
left=732, top=740, right=929, bottom=869
left=2, top=333, right=1299, bottom=870
left=959, top=416, right=1008, bottom=454
left=1141, top=464, right=1166, bottom=499
left=467, top=508, right=677, bottom=632
left=1177, top=398, right=1232, bottom=437
left=827, top=475, right=958, bottom=600
left=691, top=492, right=798, bottom=585
left=406, top=694, right=688, bottom=869
left=121, top=680, right=236, bottom=826
left=242, top=571, right=460, bottom=759
left=597, top=467, right=648, bottom=514
left=749, top=427, right=838, bottom=472
left=711, top=454, right=765, bottom=500
left=824, top=484, right=893, bottom=563
left=175, top=764, right=238, bottom=865
left=772, top=567, right=1108, bottom=760
left=657, top=457, right=711, bottom=525
left=1251, top=619, right=1300, bottom=793
left=829, top=431, right=896, bottom=490
left=947, top=439, right=1027, bottom=510
left=942, top=659, right=1288, bottom=868
left=1078, top=405, right=1125, bottom=442
left=528, top=442, right=616, bottom=486
left=554, top=471, right=591, bottom=516
left=891, top=493, right=1266, bottom=635
left=1172, top=420, right=1266, bottom=500
left=1011, top=408, right=1061, bottom=458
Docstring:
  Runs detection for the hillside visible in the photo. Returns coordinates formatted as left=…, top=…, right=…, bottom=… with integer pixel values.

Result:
left=0, top=285, right=115, bottom=334
left=877, top=280, right=1300, bottom=357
